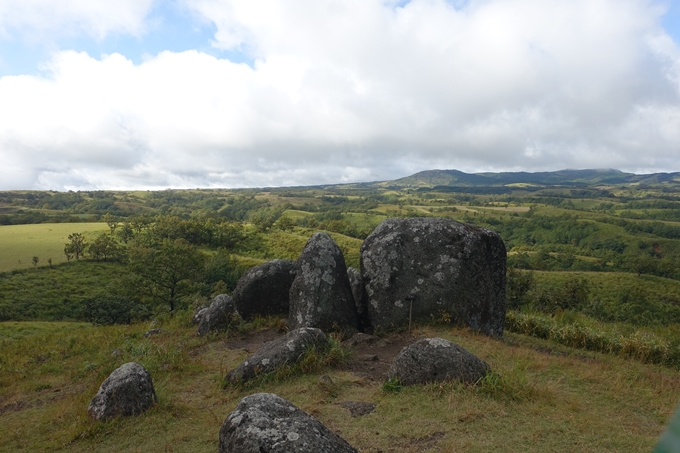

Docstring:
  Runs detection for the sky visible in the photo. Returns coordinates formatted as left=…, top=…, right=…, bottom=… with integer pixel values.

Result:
left=0, top=0, right=679, bottom=190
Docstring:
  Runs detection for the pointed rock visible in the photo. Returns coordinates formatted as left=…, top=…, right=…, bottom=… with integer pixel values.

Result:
left=289, top=232, right=360, bottom=336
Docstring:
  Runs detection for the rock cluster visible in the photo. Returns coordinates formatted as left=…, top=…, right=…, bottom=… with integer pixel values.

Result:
left=202, top=217, right=506, bottom=337
left=88, top=362, right=157, bottom=421
left=219, top=393, right=358, bottom=453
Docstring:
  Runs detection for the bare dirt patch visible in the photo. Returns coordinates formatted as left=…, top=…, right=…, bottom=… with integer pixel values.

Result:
left=225, top=329, right=283, bottom=353
left=221, top=328, right=422, bottom=382
left=343, top=332, right=423, bottom=381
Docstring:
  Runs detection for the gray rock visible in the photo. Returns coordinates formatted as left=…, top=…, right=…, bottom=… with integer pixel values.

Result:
left=338, top=401, right=376, bottom=418
left=347, top=267, right=372, bottom=332
left=192, top=306, right=208, bottom=325
left=144, top=328, right=162, bottom=338
left=388, top=338, right=490, bottom=386
left=317, top=374, right=334, bottom=386
left=197, top=294, right=236, bottom=336
left=227, top=328, right=329, bottom=384
left=233, top=259, right=297, bottom=320
left=361, top=217, right=506, bottom=336
left=88, top=362, right=157, bottom=421
left=219, top=393, right=358, bottom=453
left=289, top=232, right=360, bottom=336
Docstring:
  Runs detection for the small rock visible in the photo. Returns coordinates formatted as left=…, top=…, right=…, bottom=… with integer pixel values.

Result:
left=144, top=328, right=162, bottom=338
left=192, top=306, right=208, bottom=325
left=197, top=294, right=236, bottom=336
left=111, top=349, right=122, bottom=357
left=339, top=401, right=376, bottom=418
left=358, top=354, right=379, bottom=362
left=347, top=267, right=372, bottom=332
left=219, top=393, right=358, bottom=453
left=227, top=328, right=329, bottom=385
left=318, top=374, right=335, bottom=386
left=88, top=362, right=157, bottom=421
left=388, top=338, right=490, bottom=386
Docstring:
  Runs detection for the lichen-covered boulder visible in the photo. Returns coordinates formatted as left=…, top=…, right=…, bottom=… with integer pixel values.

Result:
left=233, top=259, right=297, bottom=320
left=227, top=327, right=328, bottom=384
left=219, top=393, right=358, bottom=453
left=88, top=362, right=157, bottom=421
left=197, top=294, right=236, bottom=336
left=361, top=217, right=506, bottom=336
left=289, top=232, right=360, bottom=336
left=347, top=267, right=372, bottom=333
left=388, top=338, right=490, bottom=386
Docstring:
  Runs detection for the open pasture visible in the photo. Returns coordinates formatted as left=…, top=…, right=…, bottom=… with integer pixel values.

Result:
left=0, top=223, right=107, bottom=272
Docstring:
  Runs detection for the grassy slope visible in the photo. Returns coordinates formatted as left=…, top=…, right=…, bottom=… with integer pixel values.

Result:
left=0, top=320, right=677, bottom=452
left=0, top=261, right=129, bottom=321
left=0, top=223, right=108, bottom=272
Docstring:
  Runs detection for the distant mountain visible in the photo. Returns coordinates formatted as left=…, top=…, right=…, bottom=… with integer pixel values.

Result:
left=375, top=169, right=680, bottom=188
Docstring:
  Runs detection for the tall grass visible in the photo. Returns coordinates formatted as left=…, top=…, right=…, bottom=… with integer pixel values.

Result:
left=506, top=310, right=680, bottom=367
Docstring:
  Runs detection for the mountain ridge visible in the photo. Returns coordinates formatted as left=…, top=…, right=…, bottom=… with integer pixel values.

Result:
left=364, top=168, right=680, bottom=189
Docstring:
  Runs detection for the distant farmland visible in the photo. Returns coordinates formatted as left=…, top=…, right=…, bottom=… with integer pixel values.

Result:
left=0, top=223, right=107, bottom=272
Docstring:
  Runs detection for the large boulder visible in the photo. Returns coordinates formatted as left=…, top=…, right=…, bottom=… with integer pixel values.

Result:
left=227, top=327, right=328, bottom=384
left=232, top=259, right=297, bottom=320
left=388, top=338, right=490, bottom=386
left=219, top=393, right=358, bottom=453
left=361, top=217, right=506, bottom=336
left=289, top=232, right=360, bottom=336
left=88, top=362, right=157, bottom=421
left=347, top=267, right=372, bottom=332
left=197, top=294, right=236, bottom=336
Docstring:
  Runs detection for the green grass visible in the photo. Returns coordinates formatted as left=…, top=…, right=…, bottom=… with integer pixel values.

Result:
left=0, top=320, right=678, bottom=452
left=0, top=223, right=108, bottom=272
left=0, top=261, right=129, bottom=321
left=506, top=310, right=680, bottom=367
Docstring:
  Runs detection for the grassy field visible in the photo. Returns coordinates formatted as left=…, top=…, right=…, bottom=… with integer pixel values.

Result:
left=0, top=318, right=677, bottom=452
left=0, top=223, right=108, bottom=272
left=0, top=261, right=130, bottom=322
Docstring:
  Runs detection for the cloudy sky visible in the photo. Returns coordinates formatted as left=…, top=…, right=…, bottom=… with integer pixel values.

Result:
left=1, top=0, right=679, bottom=190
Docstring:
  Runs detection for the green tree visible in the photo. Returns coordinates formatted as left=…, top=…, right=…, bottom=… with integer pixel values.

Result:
left=88, top=233, right=122, bottom=261
left=103, top=213, right=119, bottom=234
left=64, top=232, right=87, bottom=260
left=276, top=216, right=295, bottom=231
left=128, top=239, right=206, bottom=312
left=117, top=221, right=134, bottom=243
left=32, top=256, right=39, bottom=267
left=506, top=268, right=534, bottom=309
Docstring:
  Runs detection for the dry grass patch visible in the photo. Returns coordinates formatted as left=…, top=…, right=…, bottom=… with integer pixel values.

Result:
left=0, top=321, right=678, bottom=452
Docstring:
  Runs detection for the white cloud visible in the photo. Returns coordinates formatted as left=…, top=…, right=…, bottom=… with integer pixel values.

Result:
left=0, top=0, right=679, bottom=189
left=0, top=0, right=155, bottom=41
